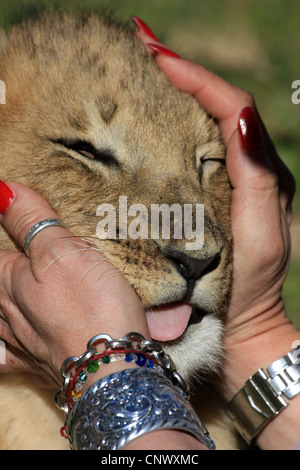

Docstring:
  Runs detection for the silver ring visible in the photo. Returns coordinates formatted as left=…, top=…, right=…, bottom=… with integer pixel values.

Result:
left=23, top=218, right=65, bottom=256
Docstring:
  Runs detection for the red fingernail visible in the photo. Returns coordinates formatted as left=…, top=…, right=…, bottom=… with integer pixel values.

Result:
left=147, top=43, right=181, bottom=59
left=0, top=180, right=15, bottom=215
left=131, top=16, right=159, bottom=42
left=238, top=106, right=264, bottom=152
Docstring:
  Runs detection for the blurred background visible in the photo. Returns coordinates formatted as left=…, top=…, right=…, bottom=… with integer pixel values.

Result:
left=0, top=0, right=299, bottom=328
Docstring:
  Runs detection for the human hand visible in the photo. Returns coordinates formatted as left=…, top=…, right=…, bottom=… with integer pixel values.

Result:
left=0, top=180, right=149, bottom=387
left=133, top=16, right=299, bottom=383
left=0, top=180, right=208, bottom=451
left=133, top=18, right=300, bottom=450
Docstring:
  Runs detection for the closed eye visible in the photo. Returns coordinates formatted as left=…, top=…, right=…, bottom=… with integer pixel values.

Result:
left=195, top=141, right=225, bottom=168
left=201, top=157, right=226, bottom=165
left=198, top=156, right=226, bottom=186
left=51, top=138, right=120, bottom=168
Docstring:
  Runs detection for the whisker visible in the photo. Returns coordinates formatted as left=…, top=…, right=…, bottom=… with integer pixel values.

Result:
left=43, top=247, right=92, bottom=272
left=97, top=270, right=124, bottom=283
left=46, top=235, right=118, bottom=268
left=80, top=258, right=115, bottom=280
left=62, top=237, right=97, bottom=248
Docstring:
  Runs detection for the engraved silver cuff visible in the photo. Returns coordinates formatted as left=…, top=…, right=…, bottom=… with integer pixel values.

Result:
left=67, top=367, right=215, bottom=450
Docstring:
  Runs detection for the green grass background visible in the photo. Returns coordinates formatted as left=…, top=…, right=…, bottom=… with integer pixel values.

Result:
left=0, top=0, right=299, bottom=328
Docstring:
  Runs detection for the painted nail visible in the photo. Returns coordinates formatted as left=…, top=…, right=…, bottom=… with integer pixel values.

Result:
left=131, top=16, right=159, bottom=42
left=238, top=106, right=264, bottom=152
left=0, top=180, right=15, bottom=215
left=147, top=43, right=181, bottom=59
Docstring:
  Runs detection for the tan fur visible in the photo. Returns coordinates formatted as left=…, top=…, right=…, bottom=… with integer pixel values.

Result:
left=0, top=13, right=237, bottom=449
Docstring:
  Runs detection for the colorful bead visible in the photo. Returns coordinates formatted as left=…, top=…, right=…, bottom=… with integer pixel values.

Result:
left=102, top=355, right=111, bottom=364
left=136, top=353, right=147, bottom=367
left=87, top=361, right=100, bottom=373
left=71, top=389, right=82, bottom=399
left=79, top=371, right=88, bottom=382
left=75, top=382, right=83, bottom=392
left=125, top=353, right=133, bottom=362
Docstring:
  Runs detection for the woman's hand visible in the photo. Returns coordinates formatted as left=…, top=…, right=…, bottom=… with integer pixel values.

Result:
left=133, top=17, right=300, bottom=449
left=0, top=181, right=208, bottom=451
left=133, top=15, right=298, bottom=371
left=0, top=180, right=149, bottom=387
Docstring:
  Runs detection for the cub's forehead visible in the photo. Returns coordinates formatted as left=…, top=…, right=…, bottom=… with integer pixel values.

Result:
left=2, top=13, right=191, bottom=105
left=1, top=13, right=218, bottom=154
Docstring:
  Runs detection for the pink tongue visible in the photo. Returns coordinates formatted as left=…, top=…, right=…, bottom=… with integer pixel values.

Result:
left=145, top=303, right=192, bottom=341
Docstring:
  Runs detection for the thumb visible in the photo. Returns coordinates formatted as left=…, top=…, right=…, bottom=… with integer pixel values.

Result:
left=226, top=106, right=277, bottom=192
left=226, top=107, right=285, bottom=271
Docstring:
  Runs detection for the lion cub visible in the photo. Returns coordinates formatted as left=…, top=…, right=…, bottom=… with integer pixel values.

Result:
left=0, top=13, right=237, bottom=449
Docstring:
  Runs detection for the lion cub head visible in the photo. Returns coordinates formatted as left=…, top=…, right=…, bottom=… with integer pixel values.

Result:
left=0, top=13, right=232, bottom=378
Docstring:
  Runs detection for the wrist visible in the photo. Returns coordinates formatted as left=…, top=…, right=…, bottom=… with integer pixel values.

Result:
left=222, top=314, right=300, bottom=450
left=225, top=341, right=300, bottom=450
left=222, top=309, right=299, bottom=400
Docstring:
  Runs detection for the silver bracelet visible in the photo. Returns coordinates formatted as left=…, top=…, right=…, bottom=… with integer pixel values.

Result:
left=67, top=367, right=215, bottom=450
left=227, top=346, right=300, bottom=446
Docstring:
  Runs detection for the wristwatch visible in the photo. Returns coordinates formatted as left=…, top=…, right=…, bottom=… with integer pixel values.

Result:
left=227, top=347, right=300, bottom=446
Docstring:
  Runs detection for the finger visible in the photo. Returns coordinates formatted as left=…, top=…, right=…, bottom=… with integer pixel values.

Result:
left=148, top=51, right=294, bottom=213
left=257, top=120, right=295, bottom=217
left=156, top=58, right=255, bottom=143
left=132, top=16, right=160, bottom=43
left=233, top=108, right=295, bottom=223
left=227, top=128, right=278, bottom=209
left=133, top=19, right=254, bottom=142
left=0, top=181, right=79, bottom=263
left=226, top=123, right=288, bottom=274
left=0, top=261, right=35, bottom=375
left=0, top=248, right=29, bottom=299
left=0, top=248, right=37, bottom=340
left=148, top=44, right=295, bottom=215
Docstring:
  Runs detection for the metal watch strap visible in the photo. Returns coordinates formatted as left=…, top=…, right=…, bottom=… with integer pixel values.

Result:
left=227, top=347, right=300, bottom=446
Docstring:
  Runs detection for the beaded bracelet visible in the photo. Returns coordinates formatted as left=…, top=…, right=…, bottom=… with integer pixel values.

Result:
left=68, top=348, right=158, bottom=408
left=55, top=332, right=190, bottom=421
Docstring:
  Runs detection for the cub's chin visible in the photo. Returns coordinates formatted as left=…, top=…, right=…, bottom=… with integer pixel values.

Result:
left=164, top=315, right=224, bottom=380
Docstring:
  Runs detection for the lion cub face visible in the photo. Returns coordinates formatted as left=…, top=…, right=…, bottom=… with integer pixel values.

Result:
left=0, top=14, right=231, bottom=378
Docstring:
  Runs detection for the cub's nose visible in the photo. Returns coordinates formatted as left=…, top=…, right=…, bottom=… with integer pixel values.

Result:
left=165, top=250, right=220, bottom=281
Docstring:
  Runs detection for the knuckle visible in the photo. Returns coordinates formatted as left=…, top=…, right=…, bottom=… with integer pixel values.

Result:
left=261, top=235, right=288, bottom=273
left=243, top=90, right=256, bottom=107
left=234, top=87, right=256, bottom=109
left=13, top=208, right=46, bottom=247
